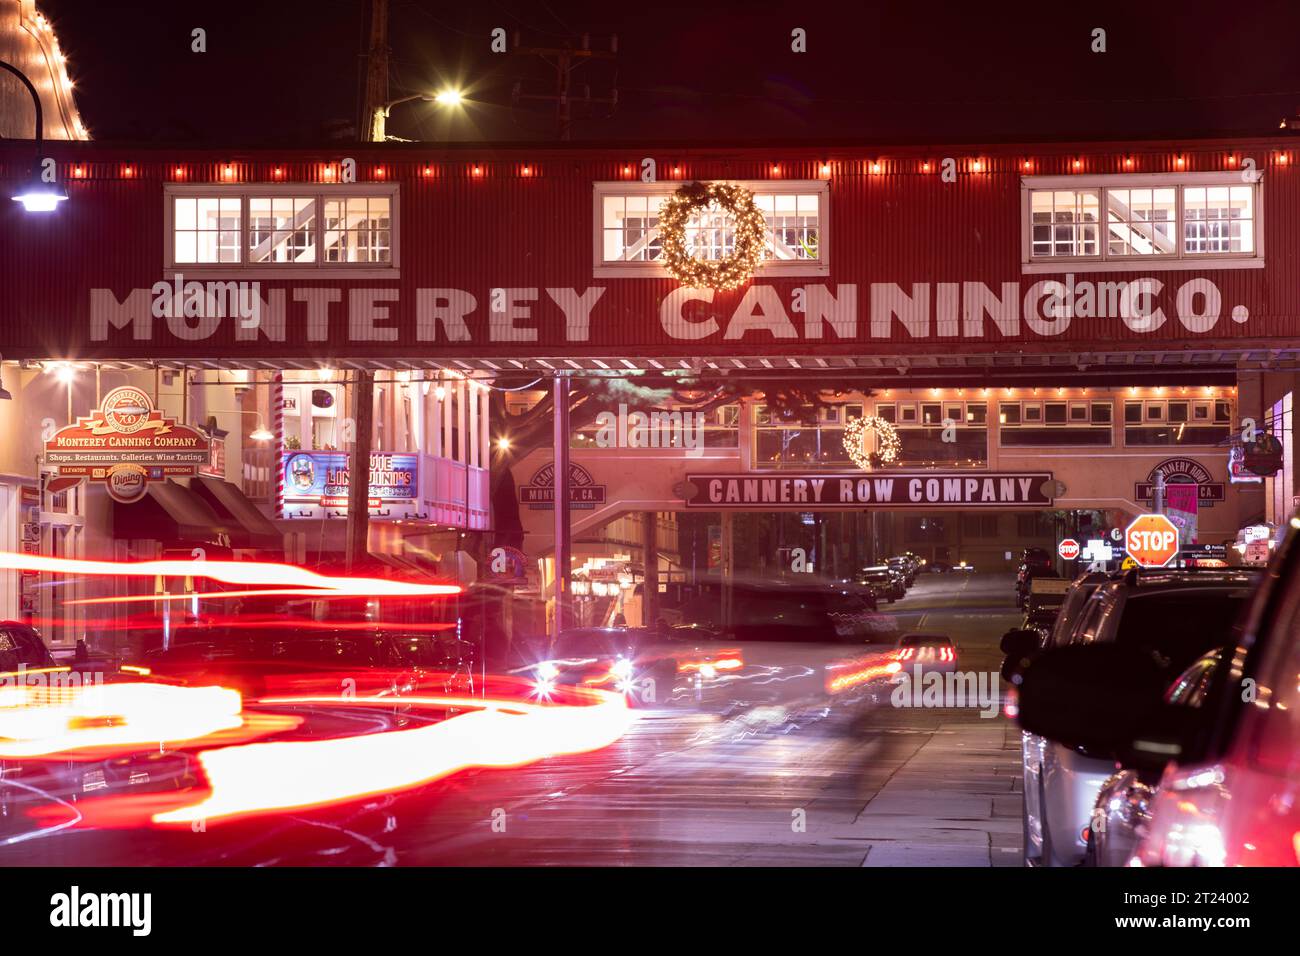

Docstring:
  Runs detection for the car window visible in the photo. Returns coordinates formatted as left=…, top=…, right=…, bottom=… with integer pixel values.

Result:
left=0, top=626, right=53, bottom=669
left=553, top=629, right=637, bottom=658
left=392, top=635, right=469, bottom=668
left=1164, top=654, right=1220, bottom=708
left=272, top=638, right=391, bottom=666
left=1110, top=590, right=1249, bottom=670
left=1070, top=593, right=1110, bottom=645
left=1047, top=586, right=1093, bottom=647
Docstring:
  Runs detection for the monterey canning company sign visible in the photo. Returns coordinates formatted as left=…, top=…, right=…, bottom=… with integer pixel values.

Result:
left=79, top=274, right=1259, bottom=355
left=43, top=387, right=210, bottom=502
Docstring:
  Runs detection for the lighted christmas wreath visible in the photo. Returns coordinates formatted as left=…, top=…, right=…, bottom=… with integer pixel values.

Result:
left=843, top=416, right=901, bottom=471
left=658, top=181, right=767, bottom=291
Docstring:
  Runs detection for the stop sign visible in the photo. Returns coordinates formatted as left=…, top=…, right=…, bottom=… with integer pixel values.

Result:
left=1125, top=514, right=1180, bottom=568
left=1057, top=538, right=1080, bottom=560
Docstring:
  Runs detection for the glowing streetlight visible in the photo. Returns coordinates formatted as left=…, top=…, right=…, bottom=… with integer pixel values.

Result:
left=2, top=59, right=68, bottom=213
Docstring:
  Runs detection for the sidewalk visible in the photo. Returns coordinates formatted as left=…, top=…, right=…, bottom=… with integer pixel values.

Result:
left=851, top=718, right=1024, bottom=866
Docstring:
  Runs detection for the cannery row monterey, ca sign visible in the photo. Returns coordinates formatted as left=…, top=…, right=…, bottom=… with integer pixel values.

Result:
left=682, top=472, right=1056, bottom=509
left=76, top=273, right=1265, bottom=355
left=43, top=386, right=211, bottom=503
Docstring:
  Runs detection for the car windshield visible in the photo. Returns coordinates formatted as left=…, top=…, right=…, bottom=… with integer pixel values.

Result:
left=551, top=629, right=640, bottom=659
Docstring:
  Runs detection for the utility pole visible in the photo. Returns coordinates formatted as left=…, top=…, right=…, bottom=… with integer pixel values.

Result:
left=346, top=0, right=386, bottom=569
left=552, top=374, right=572, bottom=637
left=360, top=0, right=390, bottom=142
left=510, top=32, right=617, bottom=140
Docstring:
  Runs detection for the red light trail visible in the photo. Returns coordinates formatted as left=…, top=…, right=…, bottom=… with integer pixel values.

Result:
left=18, top=682, right=633, bottom=829
left=0, top=552, right=461, bottom=598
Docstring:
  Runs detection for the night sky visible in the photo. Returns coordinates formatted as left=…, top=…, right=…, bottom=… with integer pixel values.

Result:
left=37, top=0, right=1300, bottom=145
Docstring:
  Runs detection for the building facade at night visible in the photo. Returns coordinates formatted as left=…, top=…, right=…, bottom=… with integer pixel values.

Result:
left=1, top=137, right=1297, bottom=638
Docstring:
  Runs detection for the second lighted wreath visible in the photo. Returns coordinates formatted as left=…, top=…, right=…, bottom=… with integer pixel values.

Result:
left=842, top=416, right=901, bottom=471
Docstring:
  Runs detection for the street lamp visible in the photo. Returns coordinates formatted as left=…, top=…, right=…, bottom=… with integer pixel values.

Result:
left=371, top=88, right=465, bottom=142
left=1, top=59, right=68, bottom=213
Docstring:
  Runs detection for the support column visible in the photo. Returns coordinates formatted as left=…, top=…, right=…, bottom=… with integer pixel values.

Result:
left=642, top=511, right=658, bottom=628
left=479, top=383, right=491, bottom=462
left=345, top=370, right=375, bottom=571
left=720, top=510, right=734, bottom=629
left=552, top=374, right=572, bottom=638
left=468, top=380, right=480, bottom=469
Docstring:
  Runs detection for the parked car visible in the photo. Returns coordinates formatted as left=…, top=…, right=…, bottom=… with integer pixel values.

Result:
left=1016, top=568, right=1259, bottom=866
left=142, top=625, right=478, bottom=698
left=1016, top=563, right=1060, bottom=609
left=888, top=556, right=917, bottom=587
left=0, top=620, right=57, bottom=673
left=1087, top=648, right=1225, bottom=866
left=1005, top=571, right=1112, bottom=862
left=1022, top=576, right=1070, bottom=633
left=858, top=565, right=903, bottom=603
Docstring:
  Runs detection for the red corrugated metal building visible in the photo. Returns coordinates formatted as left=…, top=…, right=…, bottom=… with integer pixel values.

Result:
left=2, top=136, right=1299, bottom=372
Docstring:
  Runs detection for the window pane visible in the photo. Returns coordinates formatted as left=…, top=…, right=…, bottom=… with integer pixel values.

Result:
left=174, top=231, right=197, bottom=263
left=1031, top=189, right=1100, bottom=257
left=1184, top=184, right=1253, bottom=254
left=174, top=197, right=197, bottom=231
left=1107, top=186, right=1176, bottom=256
left=249, top=196, right=316, bottom=263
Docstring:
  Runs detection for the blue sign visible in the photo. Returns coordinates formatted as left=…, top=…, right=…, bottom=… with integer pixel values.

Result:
left=283, top=451, right=418, bottom=504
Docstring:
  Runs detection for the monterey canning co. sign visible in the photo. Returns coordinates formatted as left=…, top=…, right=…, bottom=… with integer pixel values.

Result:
left=72, top=272, right=1263, bottom=358
left=43, top=386, right=210, bottom=502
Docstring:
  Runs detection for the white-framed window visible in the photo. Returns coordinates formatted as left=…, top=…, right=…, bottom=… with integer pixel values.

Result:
left=1021, top=172, right=1263, bottom=273
left=593, top=180, right=829, bottom=277
left=998, top=400, right=1114, bottom=447
left=165, top=184, right=399, bottom=276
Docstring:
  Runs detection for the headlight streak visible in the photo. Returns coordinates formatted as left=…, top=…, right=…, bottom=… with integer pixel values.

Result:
left=0, top=683, right=246, bottom=758
left=20, top=686, right=634, bottom=829
left=149, top=689, right=633, bottom=826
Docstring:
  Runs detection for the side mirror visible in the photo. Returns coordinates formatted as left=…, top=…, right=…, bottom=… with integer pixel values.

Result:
left=999, top=628, right=1041, bottom=683
left=1017, top=643, right=1199, bottom=768
left=999, top=628, right=1040, bottom=656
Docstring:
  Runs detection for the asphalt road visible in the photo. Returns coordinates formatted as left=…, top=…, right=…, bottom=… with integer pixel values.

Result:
left=2, top=571, right=1027, bottom=867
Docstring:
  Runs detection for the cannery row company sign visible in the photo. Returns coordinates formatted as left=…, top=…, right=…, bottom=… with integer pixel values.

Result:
left=65, top=273, right=1274, bottom=358
left=682, top=472, right=1056, bottom=509
left=43, top=386, right=210, bottom=503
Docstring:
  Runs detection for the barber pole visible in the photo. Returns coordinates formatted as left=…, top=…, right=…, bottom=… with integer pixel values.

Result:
left=272, top=371, right=284, bottom=519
